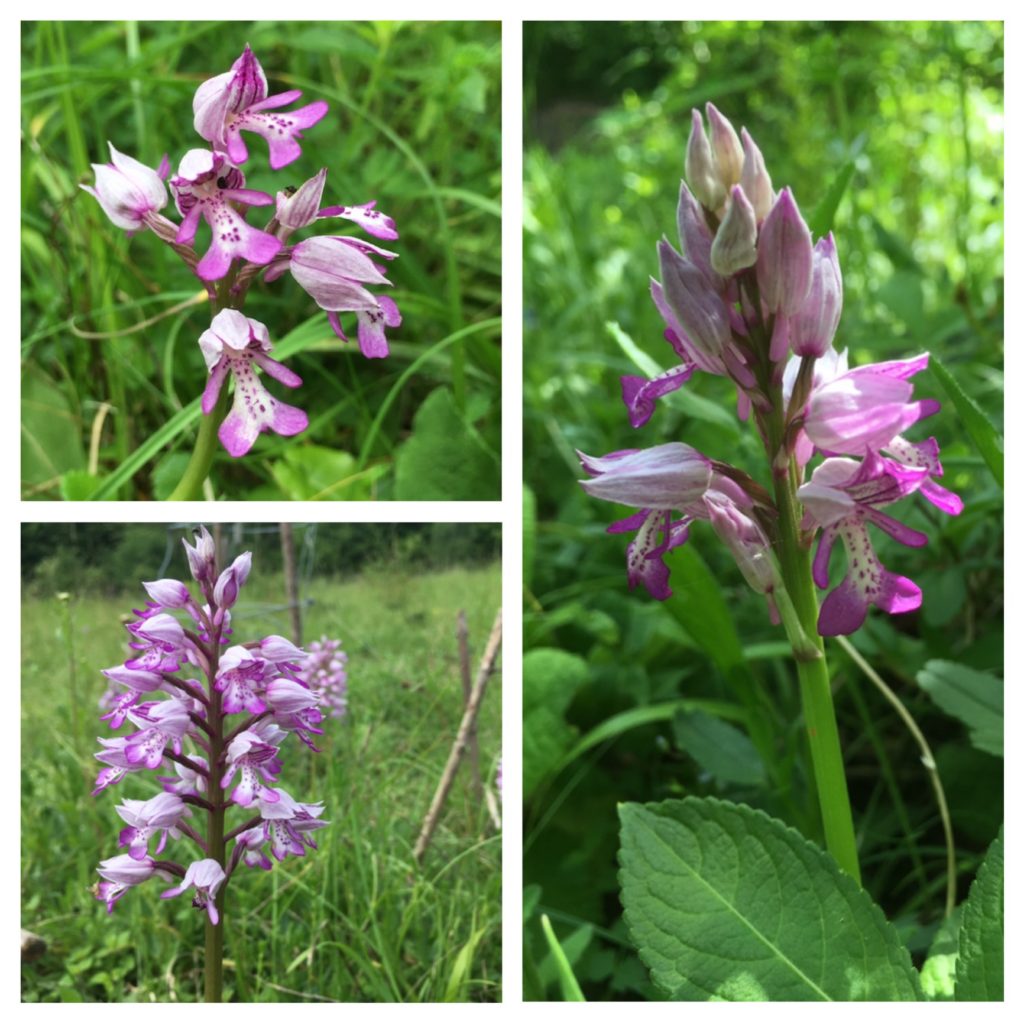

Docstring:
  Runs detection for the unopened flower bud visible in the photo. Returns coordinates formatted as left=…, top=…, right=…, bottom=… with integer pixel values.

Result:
left=789, top=234, right=843, bottom=357
left=213, top=552, right=253, bottom=610
left=182, top=526, right=216, bottom=583
left=711, top=186, right=758, bottom=277
left=756, top=188, right=813, bottom=316
left=685, top=109, right=725, bottom=210
left=739, top=128, right=774, bottom=222
left=80, top=142, right=168, bottom=231
left=706, top=103, right=744, bottom=188
left=658, top=240, right=732, bottom=363
left=676, top=181, right=721, bottom=288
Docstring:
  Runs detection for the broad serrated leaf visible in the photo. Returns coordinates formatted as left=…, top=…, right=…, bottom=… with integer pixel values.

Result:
left=955, top=830, right=1003, bottom=1001
left=619, top=798, right=922, bottom=1001
left=672, top=710, right=765, bottom=786
left=394, top=386, right=499, bottom=499
left=523, top=648, right=588, bottom=799
left=916, top=660, right=1003, bottom=757
left=928, top=355, right=1003, bottom=488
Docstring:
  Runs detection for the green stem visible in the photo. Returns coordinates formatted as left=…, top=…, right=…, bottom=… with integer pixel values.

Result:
left=767, top=405, right=862, bottom=885
left=204, top=628, right=226, bottom=1002
left=167, top=388, right=230, bottom=501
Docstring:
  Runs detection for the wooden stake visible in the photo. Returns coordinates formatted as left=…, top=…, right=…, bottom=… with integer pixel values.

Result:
left=457, top=609, right=483, bottom=801
left=413, top=609, right=502, bottom=863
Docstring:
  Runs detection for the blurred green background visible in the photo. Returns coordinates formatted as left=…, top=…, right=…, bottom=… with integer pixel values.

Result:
left=523, top=21, right=1003, bottom=1000
left=22, top=21, right=501, bottom=500
left=22, top=523, right=502, bottom=1002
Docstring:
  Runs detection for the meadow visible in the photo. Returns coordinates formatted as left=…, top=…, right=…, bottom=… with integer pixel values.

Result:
left=21, top=558, right=502, bottom=1002
left=523, top=22, right=1003, bottom=1000
left=21, top=21, right=501, bottom=500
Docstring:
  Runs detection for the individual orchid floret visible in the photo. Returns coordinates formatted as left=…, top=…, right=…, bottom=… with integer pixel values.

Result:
left=299, top=637, right=349, bottom=719
left=318, top=200, right=400, bottom=241
left=142, top=579, right=193, bottom=610
left=123, top=613, right=188, bottom=673
left=788, top=234, right=843, bottom=357
left=157, top=754, right=209, bottom=797
left=649, top=278, right=727, bottom=378
left=171, top=149, right=281, bottom=281
left=797, top=450, right=961, bottom=635
left=258, top=634, right=306, bottom=666
left=193, top=45, right=329, bottom=171
left=285, top=235, right=402, bottom=358
left=199, top=309, right=308, bottom=458
left=101, top=665, right=165, bottom=693
left=704, top=491, right=780, bottom=624
left=235, top=827, right=274, bottom=870
left=182, top=526, right=217, bottom=584
left=123, top=698, right=194, bottom=769
left=222, top=731, right=282, bottom=807
left=756, top=187, right=813, bottom=317
left=274, top=168, right=328, bottom=233
left=80, top=142, right=169, bottom=232
left=214, top=645, right=268, bottom=714
left=116, top=792, right=188, bottom=860
left=578, top=443, right=713, bottom=510
left=620, top=363, right=697, bottom=430
left=685, top=108, right=725, bottom=210
left=804, top=353, right=940, bottom=457
left=93, top=737, right=142, bottom=795
left=658, top=241, right=733, bottom=364
left=96, top=854, right=159, bottom=913
left=266, top=678, right=321, bottom=715
left=161, top=858, right=226, bottom=924
left=706, top=102, right=744, bottom=189
left=257, top=790, right=330, bottom=862
left=739, top=128, right=774, bottom=222
left=711, top=185, right=758, bottom=277
left=271, top=704, right=325, bottom=751
left=213, top=551, right=253, bottom=611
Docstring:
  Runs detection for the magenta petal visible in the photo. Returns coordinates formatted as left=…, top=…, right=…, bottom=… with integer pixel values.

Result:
left=812, top=525, right=838, bottom=589
left=202, top=359, right=230, bottom=414
left=326, top=310, right=348, bottom=341
left=248, top=89, right=304, bottom=112
left=252, top=351, right=302, bottom=388
left=818, top=577, right=869, bottom=636
left=196, top=243, right=233, bottom=282
left=219, top=408, right=259, bottom=458
left=271, top=401, right=309, bottom=438
left=875, top=572, right=922, bottom=615
left=176, top=203, right=202, bottom=245
left=220, top=188, right=274, bottom=207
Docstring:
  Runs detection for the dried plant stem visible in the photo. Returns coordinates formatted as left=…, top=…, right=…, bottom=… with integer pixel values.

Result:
left=836, top=635, right=956, bottom=917
left=457, top=610, right=483, bottom=801
left=413, top=610, right=502, bottom=863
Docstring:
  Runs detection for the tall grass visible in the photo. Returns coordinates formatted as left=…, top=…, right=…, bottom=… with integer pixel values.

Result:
left=21, top=21, right=501, bottom=500
left=22, top=562, right=501, bottom=1002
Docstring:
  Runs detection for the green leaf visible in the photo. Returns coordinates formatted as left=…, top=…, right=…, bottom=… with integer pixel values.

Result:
left=916, top=660, right=1003, bottom=757
left=523, top=648, right=588, bottom=799
left=523, top=484, right=537, bottom=592
left=808, top=159, right=856, bottom=237
left=540, top=915, right=588, bottom=1001
left=22, top=365, right=86, bottom=493
left=271, top=445, right=384, bottom=500
left=920, top=907, right=963, bottom=1000
left=618, top=798, right=922, bottom=1001
left=151, top=452, right=191, bottom=501
left=928, top=355, right=1003, bottom=488
left=394, top=386, right=500, bottom=499
left=672, top=711, right=765, bottom=786
left=955, top=830, right=1003, bottom=1001
left=59, top=469, right=100, bottom=500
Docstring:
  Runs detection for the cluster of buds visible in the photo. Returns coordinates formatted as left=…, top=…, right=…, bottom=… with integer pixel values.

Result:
left=580, top=104, right=962, bottom=636
left=93, top=527, right=328, bottom=921
left=81, top=45, right=401, bottom=458
left=298, top=636, right=349, bottom=720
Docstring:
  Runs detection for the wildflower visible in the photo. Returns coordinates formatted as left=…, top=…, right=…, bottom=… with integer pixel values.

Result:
left=798, top=450, right=960, bottom=635
left=756, top=187, right=813, bottom=316
left=787, top=234, right=843, bottom=358
left=804, top=353, right=940, bottom=456
left=80, top=142, right=169, bottom=231
left=317, top=199, right=400, bottom=241
left=266, top=678, right=321, bottom=715
left=142, top=579, right=193, bottom=610
left=222, top=731, right=282, bottom=807
left=214, top=646, right=269, bottom=715
left=198, top=309, right=308, bottom=458
left=171, top=149, right=281, bottom=281
left=193, top=45, right=329, bottom=170
left=213, top=551, right=253, bottom=610
left=116, top=792, right=188, bottom=860
left=161, top=859, right=226, bottom=924
left=286, top=235, right=402, bottom=358
left=657, top=241, right=733, bottom=364
left=299, top=637, right=349, bottom=719
left=123, top=699, right=193, bottom=769
left=182, top=527, right=217, bottom=584
left=274, top=168, right=328, bottom=233
left=96, top=854, right=158, bottom=913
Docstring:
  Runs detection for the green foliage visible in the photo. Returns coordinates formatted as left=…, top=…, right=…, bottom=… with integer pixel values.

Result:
left=916, top=660, right=1003, bottom=757
left=955, top=830, right=1003, bottom=1001
left=21, top=21, right=501, bottom=500
left=523, top=20, right=1003, bottom=1001
left=21, top=551, right=501, bottom=1002
left=618, top=799, right=922, bottom=1001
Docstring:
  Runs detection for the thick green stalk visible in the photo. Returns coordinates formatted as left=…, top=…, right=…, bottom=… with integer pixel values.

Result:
left=204, top=632, right=226, bottom=1002
left=767, top=405, right=862, bottom=885
left=167, top=388, right=230, bottom=501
